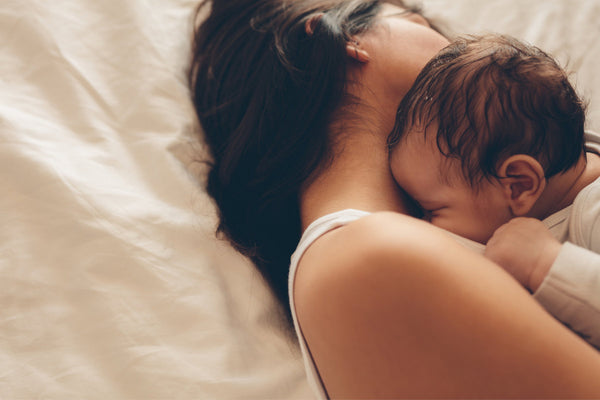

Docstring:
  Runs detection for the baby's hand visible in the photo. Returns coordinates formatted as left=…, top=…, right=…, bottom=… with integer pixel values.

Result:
left=484, top=217, right=562, bottom=292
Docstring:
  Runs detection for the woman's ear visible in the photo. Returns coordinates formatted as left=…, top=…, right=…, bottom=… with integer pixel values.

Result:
left=305, top=14, right=370, bottom=63
left=497, top=155, right=546, bottom=216
left=345, top=39, right=371, bottom=63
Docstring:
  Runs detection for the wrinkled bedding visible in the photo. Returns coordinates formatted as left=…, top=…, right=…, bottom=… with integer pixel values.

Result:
left=1, top=0, right=598, bottom=398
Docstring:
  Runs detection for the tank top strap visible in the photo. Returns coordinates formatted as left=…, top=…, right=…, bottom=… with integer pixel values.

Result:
left=290, top=209, right=372, bottom=271
left=288, top=209, right=371, bottom=400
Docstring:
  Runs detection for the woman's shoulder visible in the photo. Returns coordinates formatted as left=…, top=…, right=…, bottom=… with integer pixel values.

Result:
left=293, top=211, right=463, bottom=327
left=291, top=211, right=520, bottom=396
left=298, top=211, right=453, bottom=272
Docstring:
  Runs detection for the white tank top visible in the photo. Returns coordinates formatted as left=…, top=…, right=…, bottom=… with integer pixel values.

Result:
left=288, top=209, right=371, bottom=400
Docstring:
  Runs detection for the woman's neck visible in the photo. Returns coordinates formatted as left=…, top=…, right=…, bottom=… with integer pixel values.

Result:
left=299, top=128, right=410, bottom=230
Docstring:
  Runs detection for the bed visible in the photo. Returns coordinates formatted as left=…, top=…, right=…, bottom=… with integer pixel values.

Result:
left=1, top=0, right=599, bottom=398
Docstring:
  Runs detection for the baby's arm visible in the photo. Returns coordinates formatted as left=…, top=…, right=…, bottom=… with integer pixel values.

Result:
left=486, top=217, right=600, bottom=349
left=484, top=218, right=561, bottom=292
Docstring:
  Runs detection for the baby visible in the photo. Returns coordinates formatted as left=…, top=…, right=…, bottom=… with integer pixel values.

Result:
left=388, top=34, right=600, bottom=348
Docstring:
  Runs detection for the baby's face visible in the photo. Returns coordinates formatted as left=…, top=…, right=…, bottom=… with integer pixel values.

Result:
left=390, top=131, right=512, bottom=243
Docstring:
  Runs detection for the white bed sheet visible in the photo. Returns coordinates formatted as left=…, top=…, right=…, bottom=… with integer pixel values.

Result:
left=1, top=0, right=599, bottom=399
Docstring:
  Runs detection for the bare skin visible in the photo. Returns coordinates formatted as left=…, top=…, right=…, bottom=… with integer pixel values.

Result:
left=293, top=4, right=600, bottom=399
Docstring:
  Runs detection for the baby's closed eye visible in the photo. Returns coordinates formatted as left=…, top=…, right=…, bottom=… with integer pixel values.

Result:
left=420, top=206, right=447, bottom=222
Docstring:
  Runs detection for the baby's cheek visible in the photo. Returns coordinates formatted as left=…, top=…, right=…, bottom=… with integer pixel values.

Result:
left=431, top=215, right=485, bottom=243
left=429, top=215, right=453, bottom=231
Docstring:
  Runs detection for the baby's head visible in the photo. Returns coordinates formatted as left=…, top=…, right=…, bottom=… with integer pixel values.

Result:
left=388, top=34, right=586, bottom=243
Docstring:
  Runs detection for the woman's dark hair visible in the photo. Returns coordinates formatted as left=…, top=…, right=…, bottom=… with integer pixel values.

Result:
left=189, top=0, right=421, bottom=319
left=388, top=34, right=586, bottom=187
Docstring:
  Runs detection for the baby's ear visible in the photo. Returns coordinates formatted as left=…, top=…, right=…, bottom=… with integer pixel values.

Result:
left=497, top=155, right=546, bottom=216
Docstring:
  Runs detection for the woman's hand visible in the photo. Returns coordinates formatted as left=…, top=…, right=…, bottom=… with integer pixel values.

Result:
left=484, top=217, right=562, bottom=292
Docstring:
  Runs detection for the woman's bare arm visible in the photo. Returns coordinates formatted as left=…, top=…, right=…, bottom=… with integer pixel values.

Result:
left=295, top=212, right=600, bottom=399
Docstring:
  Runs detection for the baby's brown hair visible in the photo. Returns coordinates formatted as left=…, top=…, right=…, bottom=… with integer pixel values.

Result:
left=388, top=34, right=586, bottom=187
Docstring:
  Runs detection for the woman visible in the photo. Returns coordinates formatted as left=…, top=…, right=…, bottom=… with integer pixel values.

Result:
left=190, top=0, right=600, bottom=398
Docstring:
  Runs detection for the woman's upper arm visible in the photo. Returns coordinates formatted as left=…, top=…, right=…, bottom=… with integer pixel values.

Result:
left=294, top=212, right=600, bottom=399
